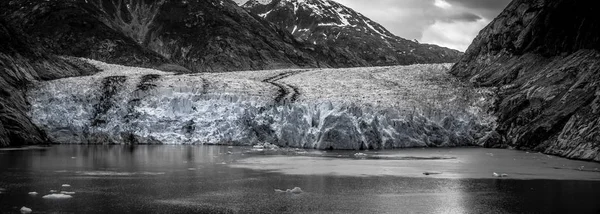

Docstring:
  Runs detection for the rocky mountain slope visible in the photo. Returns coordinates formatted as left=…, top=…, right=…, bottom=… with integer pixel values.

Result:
left=0, top=18, right=98, bottom=147
left=1, top=0, right=323, bottom=72
left=451, top=0, right=600, bottom=161
left=240, top=0, right=462, bottom=66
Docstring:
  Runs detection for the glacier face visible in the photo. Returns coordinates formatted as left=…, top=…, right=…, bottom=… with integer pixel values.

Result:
left=27, top=59, right=496, bottom=149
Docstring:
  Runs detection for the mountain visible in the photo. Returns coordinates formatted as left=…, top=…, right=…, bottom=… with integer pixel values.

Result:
left=0, top=18, right=98, bottom=147
left=1, top=0, right=324, bottom=72
left=240, top=0, right=462, bottom=66
left=450, top=0, right=600, bottom=161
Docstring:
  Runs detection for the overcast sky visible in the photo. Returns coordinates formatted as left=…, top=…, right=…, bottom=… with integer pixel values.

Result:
left=334, top=0, right=511, bottom=51
left=235, top=0, right=512, bottom=51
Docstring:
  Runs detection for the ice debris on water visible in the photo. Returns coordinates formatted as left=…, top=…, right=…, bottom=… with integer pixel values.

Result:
left=42, top=193, right=73, bottom=199
left=60, top=191, right=76, bottom=195
left=28, top=192, right=38, bottom=196
left=49, top=190, right=58, bottom=193
left=275, top=187, right=303, bottom=194
left=20, top=206, right=32, bottom=214
left=61, top=184, right=71, bottom=187
left=354, top=153, right=367, bottom=157
left=493, top=172, right=508, bottom=177
left=253, top=143, right=279, bottom=150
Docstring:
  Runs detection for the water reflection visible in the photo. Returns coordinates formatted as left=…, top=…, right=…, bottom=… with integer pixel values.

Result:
left=0, top=146, right=599, bottom=213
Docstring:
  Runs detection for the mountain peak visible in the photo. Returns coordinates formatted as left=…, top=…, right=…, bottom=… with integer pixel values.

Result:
left=242, top=0, right=461, bottom=66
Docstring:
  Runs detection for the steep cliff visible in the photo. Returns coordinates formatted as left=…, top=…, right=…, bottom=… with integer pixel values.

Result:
left=451, top=0, right=600, bottom=161
left=0, top=19, right=98, bottom=147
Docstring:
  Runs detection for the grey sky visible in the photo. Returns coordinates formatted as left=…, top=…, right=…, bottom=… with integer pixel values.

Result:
left=235, top=0, right=512, bottom=51
left=335, top=0, right=511, bottom=51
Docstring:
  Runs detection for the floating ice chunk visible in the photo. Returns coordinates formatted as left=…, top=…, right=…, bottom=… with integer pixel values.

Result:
left=486, top=153, right=494, bottom=157
left=60, top=191, right=76, bottom=195
left=493, top=172, right=508, bottom=177
left=227, top=146, right=234, bottom=149
left=187, top=168, right=197, bottom=171
left=20, top=206, right=32, bottom=214
left=49, top=190, right=58, bottom=193
left=227, top=151, right=233, bottom=155
left=28, top=192, right=38, bottom=195
left=288, top=187, right=303, bottom=194
left=61, top=184, right=71, bottom=187
left=354, top=153, right=367, bottom=157
left=275, top=187, right=303, bottom=194
left=42, top=193, right=73, bottom=199
left=71, top=157, right=76, bottom=159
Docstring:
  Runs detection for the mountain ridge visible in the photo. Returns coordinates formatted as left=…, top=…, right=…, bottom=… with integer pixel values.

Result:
left=239, top=0, right=462, bottom=66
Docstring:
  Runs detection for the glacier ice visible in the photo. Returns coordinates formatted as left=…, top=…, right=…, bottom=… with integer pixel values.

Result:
left=274, top=187, right=303, bottom=194
left=20, top=206, right=32, bottom=214
left=27, top=59, right=496, bottom=149
left=42, top=194, right=73, bottom=199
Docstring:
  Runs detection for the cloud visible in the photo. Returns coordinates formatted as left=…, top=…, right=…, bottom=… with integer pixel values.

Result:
left=434, top=0, right=452, bottom=9
left=445, top=12, right=482, bottom=23
left=334, top=0, right=511, bottom=51
left=235, top=0, right=511, bottom=51
left=421, top=18, right=489, bottom=51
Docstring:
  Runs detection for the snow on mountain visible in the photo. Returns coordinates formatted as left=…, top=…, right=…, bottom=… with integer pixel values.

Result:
left=241, top=0, right=462, bottom=66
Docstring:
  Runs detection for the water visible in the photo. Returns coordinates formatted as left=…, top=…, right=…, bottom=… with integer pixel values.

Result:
left=1, top=145, right=599, bottom=213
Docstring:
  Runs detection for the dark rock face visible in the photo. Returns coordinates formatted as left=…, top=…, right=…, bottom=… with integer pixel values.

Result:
left=0, top=19, right=98, bottom=147
left=2, top=0, right=324, bottom=72
left=1, top=0, right=169, bottom=68
left=451, top=0, right=600, bottom=161
left=241, top=0, right=462, bottom=66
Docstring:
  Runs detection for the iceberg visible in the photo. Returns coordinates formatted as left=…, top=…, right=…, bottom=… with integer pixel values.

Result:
left=275, top=187, right=303, bottom=194
left=42, top=194, right=73, bottom=199
left=20, top=206, right=32, bottom=214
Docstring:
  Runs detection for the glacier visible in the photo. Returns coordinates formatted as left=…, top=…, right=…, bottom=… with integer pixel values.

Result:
left=27, top=59, right=496, bottom=149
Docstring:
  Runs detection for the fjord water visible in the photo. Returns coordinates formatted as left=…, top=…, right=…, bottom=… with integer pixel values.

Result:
left=1, top=145, right=599, bottom=213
